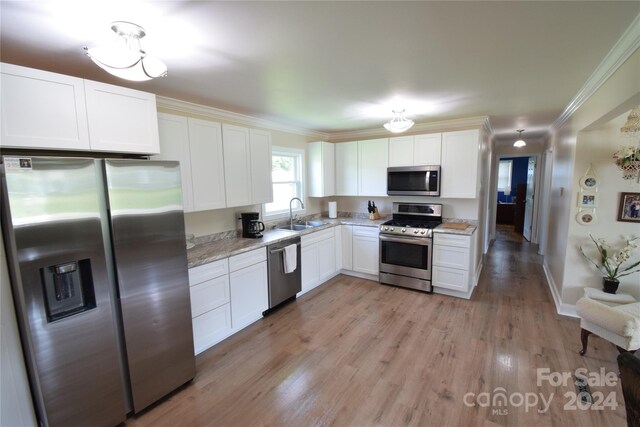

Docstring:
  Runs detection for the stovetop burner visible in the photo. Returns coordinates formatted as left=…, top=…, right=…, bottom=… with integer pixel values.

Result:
left=379, top=202, right=443, bottom=238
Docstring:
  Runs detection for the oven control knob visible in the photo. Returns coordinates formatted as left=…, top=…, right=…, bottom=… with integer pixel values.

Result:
left=413, top=229, right=419, bottom=234
left=390, top=227, right=394, bottom=231
left=383, top=227, right=388, bottom=231
left=401, top=228, right=406, bottom=233
left=420, top=230, right=426, bottom=235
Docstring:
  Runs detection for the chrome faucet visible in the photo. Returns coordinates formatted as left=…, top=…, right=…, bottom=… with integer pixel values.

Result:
left=290, top=197, right=304, bottom=229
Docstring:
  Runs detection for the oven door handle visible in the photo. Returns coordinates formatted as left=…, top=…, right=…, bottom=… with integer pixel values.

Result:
left=379, top=235, right=431, bottom=245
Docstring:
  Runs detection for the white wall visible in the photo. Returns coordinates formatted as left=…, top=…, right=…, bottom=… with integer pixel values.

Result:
left=544, top=47, right=640, bottom=304
left=563, top=110, right=640, bottom=303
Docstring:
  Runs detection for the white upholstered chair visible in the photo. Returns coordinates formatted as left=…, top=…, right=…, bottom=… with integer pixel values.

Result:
left=576, top=294, right=640, bottom=355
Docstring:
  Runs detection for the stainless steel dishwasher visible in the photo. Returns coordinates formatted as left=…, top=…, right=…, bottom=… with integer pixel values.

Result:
left=266, top=236, right=302, bottom=313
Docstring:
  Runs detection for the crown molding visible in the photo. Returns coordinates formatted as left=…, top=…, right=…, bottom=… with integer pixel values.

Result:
left=553, top=13, right=640, bottom=130
left=156, top=96, right=330, bottom=139
left=327, top=116, right=491, bottom=142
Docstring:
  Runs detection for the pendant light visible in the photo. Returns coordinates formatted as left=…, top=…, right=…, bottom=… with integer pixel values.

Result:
left=384, top=110, right=414, bottom=133
left=85, top=21, right=167, bottom=82
left=513, top=129, right=526, bottom=148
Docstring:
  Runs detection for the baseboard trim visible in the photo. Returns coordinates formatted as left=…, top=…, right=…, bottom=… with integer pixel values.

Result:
left=340, top=270, right=379, bottom=282
left=542, top=262, right=578, bottom=318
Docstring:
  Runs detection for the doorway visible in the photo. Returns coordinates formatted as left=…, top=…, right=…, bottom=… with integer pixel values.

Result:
left=495, top=155, right=538, bottom=242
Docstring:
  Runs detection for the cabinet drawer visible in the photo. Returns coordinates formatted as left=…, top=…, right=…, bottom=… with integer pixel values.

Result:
left=190, top=275, right=230, bottom=318
left=188, top=258, right=229, bottom=286
left=352, top=226, right=379, bottom=238
left=229, top=247, right=267, bottom=272
left=434, top=233, right=471, bottom=248
left=433, top=265, right=469, bottom=292
left=433, top=245, right=470, bottom=269
left=192, top=304, right=232, bottom=355
left=302, top=227, right=334, bottom=246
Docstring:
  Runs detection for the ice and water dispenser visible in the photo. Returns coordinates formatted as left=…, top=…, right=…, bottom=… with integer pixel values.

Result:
left=40, top=259, right=96, bottom=322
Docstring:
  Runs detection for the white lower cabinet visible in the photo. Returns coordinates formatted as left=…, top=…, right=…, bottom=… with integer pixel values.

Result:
left=300, top=228, right=337, bottom=295
left=432, top=232, right=478, bottom=298
left=341, top=225, right=353, bottom=270
left=229, top=248, right=268, bottom=331
left=188, top=259, right=232, bottom=355
left=352, top=226, right=379, bottom=275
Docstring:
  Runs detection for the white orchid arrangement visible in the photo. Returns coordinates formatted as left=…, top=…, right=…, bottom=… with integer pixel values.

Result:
left=580, top=235, right=640, bottom=281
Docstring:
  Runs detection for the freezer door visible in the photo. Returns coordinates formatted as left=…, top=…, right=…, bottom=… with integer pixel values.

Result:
left=104, top=159, right=195, bottom=412
left=0, top=156, right=126, bottom=427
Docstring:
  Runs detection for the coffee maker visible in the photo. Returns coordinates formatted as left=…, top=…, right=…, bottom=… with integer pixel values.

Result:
left=240, top=212, right=265, bottom=238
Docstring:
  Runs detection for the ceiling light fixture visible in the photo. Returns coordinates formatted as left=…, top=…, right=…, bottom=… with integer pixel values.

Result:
left=513, top=129, right=526, bottom=148
left=383, top=109, right=414, bottom=133
left=84, top=21, right=167, bottom=82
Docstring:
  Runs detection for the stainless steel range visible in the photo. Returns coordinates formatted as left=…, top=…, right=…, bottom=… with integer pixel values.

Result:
left=379, top=202, right=442, bottom=292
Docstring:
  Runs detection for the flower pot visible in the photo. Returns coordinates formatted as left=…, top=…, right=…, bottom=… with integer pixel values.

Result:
left=602, top=278, right=620, bottom=294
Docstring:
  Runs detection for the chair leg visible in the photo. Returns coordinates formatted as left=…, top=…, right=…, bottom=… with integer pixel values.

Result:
left=580, top=328, right=591, bottom=356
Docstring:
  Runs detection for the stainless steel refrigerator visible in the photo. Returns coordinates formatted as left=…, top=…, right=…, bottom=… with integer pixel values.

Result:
left=1, top=156, right=196, bottom=427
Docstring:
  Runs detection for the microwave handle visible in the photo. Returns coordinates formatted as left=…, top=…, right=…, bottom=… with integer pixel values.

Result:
left=426, top=171, right=430, bottom=190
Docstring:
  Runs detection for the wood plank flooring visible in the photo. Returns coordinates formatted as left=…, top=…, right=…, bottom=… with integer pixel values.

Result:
left=123, top=236, right=627, bottom=427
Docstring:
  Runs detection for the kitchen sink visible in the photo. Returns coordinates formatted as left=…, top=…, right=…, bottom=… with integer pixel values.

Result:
left=276, top=224, right=312, bottom=231
left=275, top=221, right=328, bottom=232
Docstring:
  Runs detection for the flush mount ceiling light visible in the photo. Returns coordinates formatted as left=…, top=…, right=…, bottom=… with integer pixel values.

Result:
left=513, top=129, right=526, bottom=148
left=383, top=110, right=414, bottom=133
left=84, top=21, right=167, bottom=82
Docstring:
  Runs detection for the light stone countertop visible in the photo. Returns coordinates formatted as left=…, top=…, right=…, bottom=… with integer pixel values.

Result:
left=187, top=215, right=476, bottom=268
left=187, top=216, right=388, bottom=268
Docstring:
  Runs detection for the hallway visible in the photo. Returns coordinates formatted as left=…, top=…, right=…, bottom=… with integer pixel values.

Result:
left=125, top=236, right=626, bottom=427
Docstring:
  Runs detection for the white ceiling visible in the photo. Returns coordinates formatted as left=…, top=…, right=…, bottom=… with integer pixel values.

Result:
left=1, top=1, right=638, bottom=141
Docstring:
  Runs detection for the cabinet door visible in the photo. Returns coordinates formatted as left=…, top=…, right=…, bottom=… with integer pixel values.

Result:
left=222, top=124, right=252, bottom=207
left=388, top=136, right=414, bottom=167
left=358, top=138, right=388, bottom=196
left=189, top=118, right=226, bottom=210
left=433, top=266, right=469, bottom=292
left=230, top=261, right=268, bottom=330
left=84, top=80, right=160, bottom=154
left=352, top=232, right=379, bottom=275
left=301, top=242, right=319, bottom=293
left=335, top=141, right=358, bottom=196
left=0, top=63, right=90, bottom=150
left=156, top=114, right=194, bottom=212
left=190, top=275, right=230, bottom=318
left=308, top=141, right=335, bottom=197
left=414, top=133, right=442, bottom=165
left=440, top=130, right=479, bottom=198
left=249, top=129, right=273, bottom=204
left=341, top=225, right=353, bottom=270
left=192, top=304, right=232, bottom=355
left=318, top=237, right=336, bottom=282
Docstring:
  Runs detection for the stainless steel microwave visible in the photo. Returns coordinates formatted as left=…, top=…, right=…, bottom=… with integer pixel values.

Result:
left=387, top=165, right=440, bottom=196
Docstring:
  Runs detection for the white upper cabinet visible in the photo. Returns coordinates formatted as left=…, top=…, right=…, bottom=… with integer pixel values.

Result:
left=222, top=124, right=272, bottom=207
left=0, top=63, right=159, bottom=154
left=249, top=129, right=273, bottom=204
left=0, top=63, right=90, bottom=150
left=335, top=141, right=358, bottom=196
left=307, top=141, right=335, bottom=197
left=84, top=80, right=160, bottom=154
left=222, top=124, right=252, bottom=207
left=156, top=113, right=194, bottom=211
left=414, top=133, right=442, bottom=165
left=388, top=133, right=442, bottom=167
left=440, top=129, right=480, bottom=198
left=156, top=114, right=226, bottom=212
left=358, top=138, right=388, bottom=196
left=188, top=118, right=226, bottom=210
left=388, top=136, right=414, bottom=166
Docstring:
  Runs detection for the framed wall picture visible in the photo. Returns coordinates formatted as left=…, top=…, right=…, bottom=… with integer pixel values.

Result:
left=618, top=192, right=640, bottom=222
left=577, top=192, right=598, bottom=208
left=576, top=211, right=596, bottom=226
left=579, top=174, right=598, bottom=190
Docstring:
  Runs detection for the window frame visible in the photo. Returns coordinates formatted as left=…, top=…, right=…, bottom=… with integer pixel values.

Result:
left=497, top=159, right=513, bottom=192
left=262, top=146, right=306, bottom=220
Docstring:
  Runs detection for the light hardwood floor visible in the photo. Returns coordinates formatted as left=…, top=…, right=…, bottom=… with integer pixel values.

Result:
left=124, top=237, right=627, bottom=427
